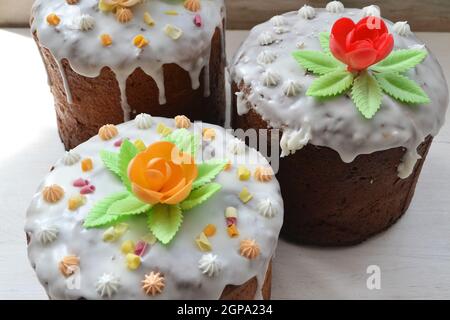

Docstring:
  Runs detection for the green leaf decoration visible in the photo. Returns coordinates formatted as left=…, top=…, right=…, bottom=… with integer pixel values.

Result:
left=147, top=204, right=183, bottom=244
left=371, top=49, right=427, bottom=74
left=319, top=32, right=331, bottom=55
left=84, top=191, right=129, bottom=228
left=164, top=129, right=200, bottom=156
left=374, top=73, right=431, bottom=104
left=292, top=50, right=343, bottom=75
left=192, top=160, right=227, bottom=190
left=100, top=150, right=120, bottom=176
left=351, top=71, right=382, bottom=119
left=306, top=70, right=354, bottom=97
left=180, top=183, right=222, bottom=211
left=118, top=139, right=138, bottom=191
left=107, top=194, right=151, bottom=216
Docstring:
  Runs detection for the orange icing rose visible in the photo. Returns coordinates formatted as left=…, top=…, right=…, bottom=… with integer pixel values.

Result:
left=128, top=141, right=197, bottom=205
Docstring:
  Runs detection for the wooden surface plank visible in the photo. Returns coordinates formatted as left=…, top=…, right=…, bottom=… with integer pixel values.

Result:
left=0, top=28, right=449, bottom=299
left=226, top=0, right=450, bottom=32
left=1, top=0, right=450, bottom=32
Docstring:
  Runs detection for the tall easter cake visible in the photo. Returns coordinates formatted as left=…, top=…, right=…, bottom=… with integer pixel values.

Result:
left=230, top=3, right=449, bottom=245
left=31, top=0, right=226, bottom=150
left=25, top=114, right=283, bottom=299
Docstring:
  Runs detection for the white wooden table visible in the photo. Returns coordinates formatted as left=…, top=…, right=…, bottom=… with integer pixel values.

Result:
left=1, top=28, right=450, bottom=300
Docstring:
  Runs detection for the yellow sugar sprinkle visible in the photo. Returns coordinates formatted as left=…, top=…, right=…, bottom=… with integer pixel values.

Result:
left=134, top=139, right=146, bottom=152
left=144, top=12, right=155, bottom=26
left=81, top=158, right=93, bottom=172
left=100, top=34, right=112, bottom=47
left=164, top=10, right=179, bottom=16
left=126, top=253, right=141, bottom=270
left=227, top=224, right=239, bottom=238
left=68, top=195, right=86, bottom=211
left=237, top=166, right=251, bottom=181
left=203, top=224, right=217, bottom=237
left=195, top=232, right=212, bottom=252
left=121, top=240, right=136, bottom=255
left=46, top=13, right=60, bottom=26
left=156, top=123, right=173, bottom=137
left=239, top=187, right=253, bottom=204
left=133, top=34, right=149, bottom=49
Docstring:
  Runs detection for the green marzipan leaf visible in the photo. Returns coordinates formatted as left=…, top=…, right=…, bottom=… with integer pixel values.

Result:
left=374, top=73, right=431, bottom=104
left=180, top=183, right=222, bottom=211
left=319, top=32, right=331, bottom=55
left=292, top=50, right=343, bottom=75
left=306, top=70, right=354, bottom=97
left=118, top=140, right=138, bottom=191
left=147, top=205, right=183, bottom=244
left=371, top=49, right=427, bottom=73
left=351, top=71, right=382, bottom=119
left=100, top=150, right=120, bottom=176
left=163, top=129, right=200, bottom=156
left=83, top=191, right=129, bottom=228
left=192, top=160, right=227, bottom=190
left=106, top=194, right=151, bottom=216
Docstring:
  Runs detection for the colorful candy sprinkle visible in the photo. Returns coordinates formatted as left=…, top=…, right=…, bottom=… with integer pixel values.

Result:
left=164, top=24, right=183, bottom=40
left=80, top=184, right=96, bottom=195
left=239, top=187, right=253, bottom=203
left=225, top=207, right=238, bottom=218
left=81, top=158, right=93, bottom=172
left=144, top=12, right=155, bottom=26
left=100, top=33, right=113, bottom=47
left=156, top=123, right=173, bottom=137
left=73, top=178, right=89, bottom=187
left=164, top=10, right=179, bottom=16
left=194, top=14, right=202, bottom=27
left=134, top=139, right=146, bottom=152
left=133, top=34, right=149, bottom=49
left=227, top=224, right=239, bottom=238
left=114, top=139, right=124, bottom=147
left=134, top=240, right=148, bottom=256
left=68, top=195, right=86, bottom=211
left=203, top=224, right=217, bottom=237
left=126, top=253, right=141, bottom=270
left=226, top=217, right=237, bottom=227
left=195, top=232, right=212, bottom=252
left=237, top=166, right=251, bottom=181
left=46, top=13, right=61, bottom=26
left=121, top=240, right=135, bottom=255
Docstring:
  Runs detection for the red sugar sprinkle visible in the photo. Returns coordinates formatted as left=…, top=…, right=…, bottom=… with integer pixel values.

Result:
left=226, top=217, right=237, bottom=227
left=134, top=241, right=148, bottom=256
left=73, top=178, right=89, bottom=187
left=114, top=139, right=123, bottom=147
left=194, top=14, right=202, bottom=27
left=80, top=185, right=96, bottom=195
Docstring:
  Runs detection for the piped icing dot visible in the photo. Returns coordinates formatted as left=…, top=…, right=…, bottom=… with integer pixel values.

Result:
left=283, top=80, right=302, bottom=97
left=99, top=124, right=119, bottom=141
left=135, top=113, right=153, bottom=129
left=280, top=126, right=312, bottom=157
left=257, top=50, right=277, bottom=65
left=393, top=21, right=412, bottom=36
left=142, top=272, right=165, bottom=296
left=100, top=34, right=113, bottom=47
left=59, top=255, right=79, bottom=277
left=198, top=254, right=221, bottom=277
left=326, top=1, right=345, bottom=13
left=261, top=69, right=281, bottom=87
left=133, top=34, right=149, bottom=48
left=362, top=5, right=381, bottom=17
left=239, top=239, right=260, bottom=260
left=270, top=15, right=286, bottom=27
left=37, top=225, right=59, bottom=245
left=175, top=115, right=191, bottom=129
left=42, top=185, right=64, bottom=203
left=116, top=8, right=133, bottom=24
left=228, top=138, right=246, bottom=155
left=258, top=32, right=275, bottom=46
left=62, top=150, right=81, bottom=166
left=298, top=5, right=316, bottom=19
left=184, top=0, right=201, bottom=12
left=164, top=24, right=183, bottom=40
left=257, top=198, right=278, bottom=218
left=96, top=273, right=120, bottom=298
left=254, top=166, right=274, bottom=182
left=46, top=13, right=60, bottom=26
left=73, top=14, right=95, bottom=31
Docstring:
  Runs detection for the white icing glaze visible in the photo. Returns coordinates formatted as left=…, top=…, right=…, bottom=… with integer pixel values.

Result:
left=326, top=1, right=345, bottom=13
left=298, top=5, right=316, bottom=20
left=198, top=254, right=221, bottom=277
left=62, top=150, right=81, bottom=166
left=231, top=8, right=449, bottom=178
left=393, top=21, right=412, bottom=36
left=96, top=273, right=120, bottom=298
left=135, top=113, right=153, bottom=129
left=25, top=116, right=283, bottom=300
left=31, top=0, right=225, bottom=120
left=362, top=5, right=381, bottom=17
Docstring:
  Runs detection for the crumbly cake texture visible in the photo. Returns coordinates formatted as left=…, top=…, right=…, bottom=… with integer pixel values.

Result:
left=25, top=115, right=283, bottom=300
left=231, top=4, right=448, bottom=179
left=31, top=0, right=226, bottom=149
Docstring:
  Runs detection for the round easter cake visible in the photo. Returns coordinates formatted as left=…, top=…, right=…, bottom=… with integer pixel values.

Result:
left=31, top=0, right=226, bottom=150
left=25, top=114, right=283, bottom=299
left=230, top=3, right=449, bottom=245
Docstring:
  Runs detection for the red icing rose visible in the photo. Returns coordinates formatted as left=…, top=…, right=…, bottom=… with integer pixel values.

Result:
left=330, top=16, right=394, bottom=72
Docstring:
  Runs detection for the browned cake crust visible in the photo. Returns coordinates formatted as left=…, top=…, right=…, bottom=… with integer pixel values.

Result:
left=34, top=28, right=225, bottom=150
left=232, top=82, right=433, bottom=246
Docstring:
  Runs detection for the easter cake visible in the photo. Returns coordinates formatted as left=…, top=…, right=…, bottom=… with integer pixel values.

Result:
left=25, top=114, right=283, bottom=299
left=230, top=3, right=449, bottom=245
left=31, top=0, right=226, bottom=150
